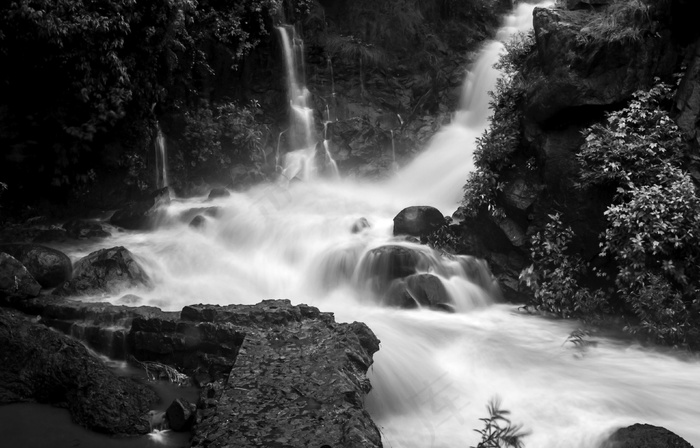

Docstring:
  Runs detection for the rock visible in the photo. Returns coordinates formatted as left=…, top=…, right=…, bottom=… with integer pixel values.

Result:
left=0, top=252, right=41, bottom=299
left=384, top=273, right=453, bottom=311
left=55, top=246, right=151, bottom=297
left=32, top=228, right=69, bottom=243
left=63, top=220, right=111, bottom=239
left=165, top=398, right=196, bottom=431
left=602, top=424, right=693, bottom=448
left=0, top=243, right=72, bottom=288
left=187, top=300, right=382, bottom=448
left=564, top=0, right=611, bottom=10
left=189, top=215, right=206, bottom=229
left=351, top=217, right=371, bottom=233
left=355, top=244, right=431, bottom=294
left=110, top=187, right=170, bottom=230
left=0, top=308, right=157, bottom=435
left=675, top=37, right=700, bottom=145
left=393, top=205, right=445, bottom=237
left=503, top=178, right=539, bottom=211
left=526, top=7, right=678, bottom=124
left=208, top=187, right=230, bottom=200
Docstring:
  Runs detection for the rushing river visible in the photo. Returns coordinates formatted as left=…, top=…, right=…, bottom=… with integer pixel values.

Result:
left=55, top=2, right=700, bottom=447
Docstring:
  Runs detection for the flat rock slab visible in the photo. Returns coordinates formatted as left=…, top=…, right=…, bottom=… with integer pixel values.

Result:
left=187, top=300, right=383, bottom=448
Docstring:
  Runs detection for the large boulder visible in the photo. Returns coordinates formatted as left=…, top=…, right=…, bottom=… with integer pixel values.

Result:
left=393, top=205, right=445, bottom=237
left=0, top=243, right=72, bottom=288
left=55, top=246, right=151, bottom=297
left=355, top=244, right=431, bottom=294
left=110, top=187, right=170, bottom=230
left=0, top=252, right=41, bottom=299
left=0, top=308, right=157, bottom=435
left=385, top=273, right=453, bottom=311
left=602, top=424, right=693, bottom=448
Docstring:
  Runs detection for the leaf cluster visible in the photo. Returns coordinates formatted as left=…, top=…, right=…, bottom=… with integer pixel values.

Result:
left=472, top=397, right=528, bottom=448
left=520, top=213, right=607, bottom=318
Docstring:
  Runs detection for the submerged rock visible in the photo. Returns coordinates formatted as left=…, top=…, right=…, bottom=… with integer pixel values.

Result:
left=393, top=205, right=445, bottom=238
left=55, top=246, right=151, bottom=297
left=0, top=252, right=41, bottom=299
left=385, top=273, right=452, bottom=311
left=602, top=424, right=694, bottom=448
left=356, top=244, right=431, bottom=294
left=165, top=398, right=196, bottom=432
left=0, top=308, right=156, bottom=435
left=208, top=187, right=231, bottom=200
left=0, top=243, right=72, bottom=288
left=62, top=220, right=111, bottom=239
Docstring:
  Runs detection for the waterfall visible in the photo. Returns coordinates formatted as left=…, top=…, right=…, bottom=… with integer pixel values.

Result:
left=56, top=2, right=700, bottom=447
left=154, top=122, right=168, bottom=189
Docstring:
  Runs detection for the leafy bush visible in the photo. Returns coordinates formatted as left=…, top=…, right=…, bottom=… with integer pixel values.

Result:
left=601, top=165, right=700, bottom=346
left=577, top=81, right=684, bottom=190
left=462, top=31, right=535, bottom=218
left=472, top=397, right=527, bottom=448
left=577, top=79, right=700, bottom=347
left=178, top=100, right=266, bottom=180
left=520, top=213, right=607, bottom=318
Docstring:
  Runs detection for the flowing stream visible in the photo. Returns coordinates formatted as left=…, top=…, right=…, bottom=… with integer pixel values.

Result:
left=55, top=2, right=700, bottom=447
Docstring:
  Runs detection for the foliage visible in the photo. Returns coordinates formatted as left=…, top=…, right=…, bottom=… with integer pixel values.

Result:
left=520, top=213, right=607, bottom=318
left=600, top=165, right=700, bottom=346
left=575, top=0, right=656, bottom=45
left=462, top=31, right=535, bottom=218
left=577, top=81, right=684, bottom=189
left=178, top=100, right=266, bottom=179
left=577, top=79, right=700, bottom=347
left=472, top=397, right=528, bottom=448
left=0, top=0, right=281, bottom=194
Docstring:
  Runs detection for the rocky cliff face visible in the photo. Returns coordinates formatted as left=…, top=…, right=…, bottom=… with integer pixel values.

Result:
left=458, top=0, right=698, bottom=299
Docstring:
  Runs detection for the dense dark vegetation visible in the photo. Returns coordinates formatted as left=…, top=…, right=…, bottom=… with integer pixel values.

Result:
left=0, top=0, right=506, bottom=211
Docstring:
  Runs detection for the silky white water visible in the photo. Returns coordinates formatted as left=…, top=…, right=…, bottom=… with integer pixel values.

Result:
left=58, top=2, right=700, bottom=447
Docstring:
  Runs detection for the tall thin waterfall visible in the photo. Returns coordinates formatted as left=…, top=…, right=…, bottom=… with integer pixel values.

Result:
left=154, top=122, right=168, bottom=189
left=55, top=2, right=700, bottom=448
left=277, top=25, right=339, bottom=182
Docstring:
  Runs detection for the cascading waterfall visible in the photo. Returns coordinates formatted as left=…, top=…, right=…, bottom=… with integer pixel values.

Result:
left=155, top=122, right=168, bottom=189
left=56, top=2, right=700, bottom=447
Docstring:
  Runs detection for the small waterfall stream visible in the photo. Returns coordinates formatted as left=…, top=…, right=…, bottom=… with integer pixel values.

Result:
left=155, top=122, right=169, bottom=189
left=53, top=2, right=700, bottom=447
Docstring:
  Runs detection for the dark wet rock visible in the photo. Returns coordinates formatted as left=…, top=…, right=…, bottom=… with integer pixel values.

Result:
left=54, top=246, right=151, bottom=297
left=0, top=243, right=72, bottom=288
left=393, top=205, right=445, bottom=238
left=602, top=424, right=693, bottom=448
left=32, top=228, right=69, bottom=243
left=189, top=300, right=382, bottom=448
left=189, top=215, right=206, bottom=229
left=356, top=244, right=431, bottom=294
left=0, top=308, right=156, bottom=435
left=178, top=206, right=221, bottom=225
left=166, top=398, right=196, bottom=432
left=351, top=217, right=371, bottom=233
left=0, top=252, right=41, bottom=299
left=564, top=0, right=611, bottom=10
left=385, top=273, right=452, bottom=311
left=526, top=7, right=678, bottom=124
left=63, top=220, right=111, bottom=239
left=675, top=37, right=700, bottom=146
left=208, top=187, right=230, bottom=200
left=110, top=187, right=170, bottom=230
